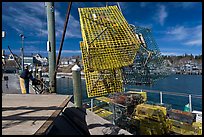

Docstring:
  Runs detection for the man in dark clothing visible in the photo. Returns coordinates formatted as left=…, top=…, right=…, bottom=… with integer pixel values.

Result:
left=19, top=65, right=35, bottom=94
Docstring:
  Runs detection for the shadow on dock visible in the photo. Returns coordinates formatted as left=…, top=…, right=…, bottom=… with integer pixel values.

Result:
left=49, top=107, right=90, bottom=135
left=2, top=106, right=63, bottom=130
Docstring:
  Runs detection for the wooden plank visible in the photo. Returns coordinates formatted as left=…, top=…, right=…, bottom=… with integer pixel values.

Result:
left=34, top=95, right=72, bottom=135
left=2, top=94, right=72, bottom=135
left=66, top=102, right=132, bottom=135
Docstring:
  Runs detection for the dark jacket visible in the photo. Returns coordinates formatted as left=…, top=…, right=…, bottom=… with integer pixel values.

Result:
left=20, top=69, right=33, bottom=80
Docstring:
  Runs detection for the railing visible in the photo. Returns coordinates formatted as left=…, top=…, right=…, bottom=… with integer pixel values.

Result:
left=127, top=88, right=202, bottom=112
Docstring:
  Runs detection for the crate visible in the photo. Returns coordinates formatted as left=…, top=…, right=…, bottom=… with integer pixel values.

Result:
left=135, top=104, right=167, bottom=122
left=167, top=109, right=195, bottom=125
left=192, top=110, right=202, bottom=123
left=192, top=122, right=202, bottom=135
left=131, top=114, right=170, bottom=135
left=127, top=91, right=147, bottom=102
left=78, top=5, right=140, bottom=70
left=80, top=42, right=123, bottom=98
left=168, top=119, right=201, bottom=135
left=139, top=118, right=168, bottom=135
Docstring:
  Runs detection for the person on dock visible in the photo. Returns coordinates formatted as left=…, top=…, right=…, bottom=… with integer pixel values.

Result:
left=19, top=65, right=35, bottom=94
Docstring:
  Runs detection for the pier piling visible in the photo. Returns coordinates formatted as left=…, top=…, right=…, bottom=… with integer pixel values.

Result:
left=72, top=64, right=82, bottom=108
left=160, top=91, right=163, bottom=104
left=189, top=94, right=192, bottom=112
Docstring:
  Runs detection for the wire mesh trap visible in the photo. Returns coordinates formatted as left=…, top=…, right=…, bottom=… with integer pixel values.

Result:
left=78, top=5, right=140, bottom=70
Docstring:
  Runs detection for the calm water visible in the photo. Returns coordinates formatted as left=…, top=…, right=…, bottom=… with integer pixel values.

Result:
left=57, top=74, right=202, bottom=111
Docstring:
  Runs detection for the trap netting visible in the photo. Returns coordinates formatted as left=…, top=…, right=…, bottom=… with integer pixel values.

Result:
left=80, top=42, right=123, bottom=98
left=78, top=5, right=140, bottom=70
left=122, top=25, right=172, bottom=85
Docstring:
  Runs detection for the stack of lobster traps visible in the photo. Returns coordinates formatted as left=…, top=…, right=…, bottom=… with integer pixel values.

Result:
left=79, top=6, right=140, bottom=97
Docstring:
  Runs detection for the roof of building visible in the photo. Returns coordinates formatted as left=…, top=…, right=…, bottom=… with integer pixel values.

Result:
left=9, top=54, right=19, bottom=58
left=4, top=60, right=19, bottom=68
left=34, top=53, right=42, bottom=58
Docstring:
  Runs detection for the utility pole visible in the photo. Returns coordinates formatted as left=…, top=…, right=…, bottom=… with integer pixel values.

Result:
left=45, top=2, right=56, bottom=93
left=20, top=34, right=25, bottom=72
left=2, top=31, right=6, bottom=66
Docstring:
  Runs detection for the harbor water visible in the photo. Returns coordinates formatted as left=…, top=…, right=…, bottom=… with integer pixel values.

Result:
left=56, top=74, right=202, bottom=111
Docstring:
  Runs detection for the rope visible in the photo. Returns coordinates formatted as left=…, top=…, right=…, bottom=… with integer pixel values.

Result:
left=117, top=2, right=122, bottom=12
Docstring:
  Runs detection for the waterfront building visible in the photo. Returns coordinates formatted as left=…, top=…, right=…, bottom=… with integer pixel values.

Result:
left=33, top=54, right=48, bottom=66
left=3, top=60, right=18, bottom=73
left=24, top=56, right=34, bottom=67
left=60, top=57, right=69, bottom=67
left=8, top=54, right=18, bottom=61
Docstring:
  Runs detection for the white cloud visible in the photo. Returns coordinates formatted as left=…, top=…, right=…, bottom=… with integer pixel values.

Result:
left=2, top=2, right=81, bottom=40
left=24, top=45, right=44, bottom=51
left=161, top=52, right=181, bottom=56
left=166, top=25, right=202, bottom=46
left=4, top=48, right=82, bottom=56
left=180, top=2, right=196, bottom=8
left=183, top=25, right=202, bottom=46
left=172, top=2, right=199, bottom=9
left=21, top=2, right=45, bottom=16
left=4, top=48, right=48, bottom=56
left=166, top=26, right=188, bottom=40
left=54, top=5, right=81, bottom=39
left=154, top=5, right=168, bottom=26
left=55, top=10, right=65, bottom=38
left=2, top=2, right=46, bottom=37
left=66, top=15, right=82, bottom=38
left=56, top=50, right=81, bottom=53
left=160, top=47, right=201, bottom=56
left=134, top=21, right=153, bottom=29
left=184, top=39, right=201, bottom=46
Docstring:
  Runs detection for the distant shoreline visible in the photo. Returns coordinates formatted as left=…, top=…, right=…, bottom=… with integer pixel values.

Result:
left=41, top=72, right=85, bottom=80
left=42, top=72, right=85, bottom=76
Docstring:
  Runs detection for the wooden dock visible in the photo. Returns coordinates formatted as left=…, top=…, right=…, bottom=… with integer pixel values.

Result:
left=2, top=73, right=131, bottom=135
left=51, top=102, right=132, bottom=135
left=2, top=93, right=131, bottom=135
left=2, top=94, right=72, bottom=135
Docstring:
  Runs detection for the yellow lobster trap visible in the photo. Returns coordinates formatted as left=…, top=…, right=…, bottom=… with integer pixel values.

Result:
left=78, top=5, right=140, bottom=70
left=80, top=42, right=123, bottom=97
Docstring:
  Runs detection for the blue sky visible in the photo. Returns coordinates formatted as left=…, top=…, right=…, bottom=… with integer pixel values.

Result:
left=2, top=2, right=202, bottom=57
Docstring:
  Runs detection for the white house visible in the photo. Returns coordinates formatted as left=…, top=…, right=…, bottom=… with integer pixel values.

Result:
left=184, top=64, right=192, bottom=72
left=34, top=54, right=42, bottom=61
left=33, top=54, right=48, bottom=66
left=8, top=54, right=18, bottom=61
left=60, top=58, right=69, bottom=67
